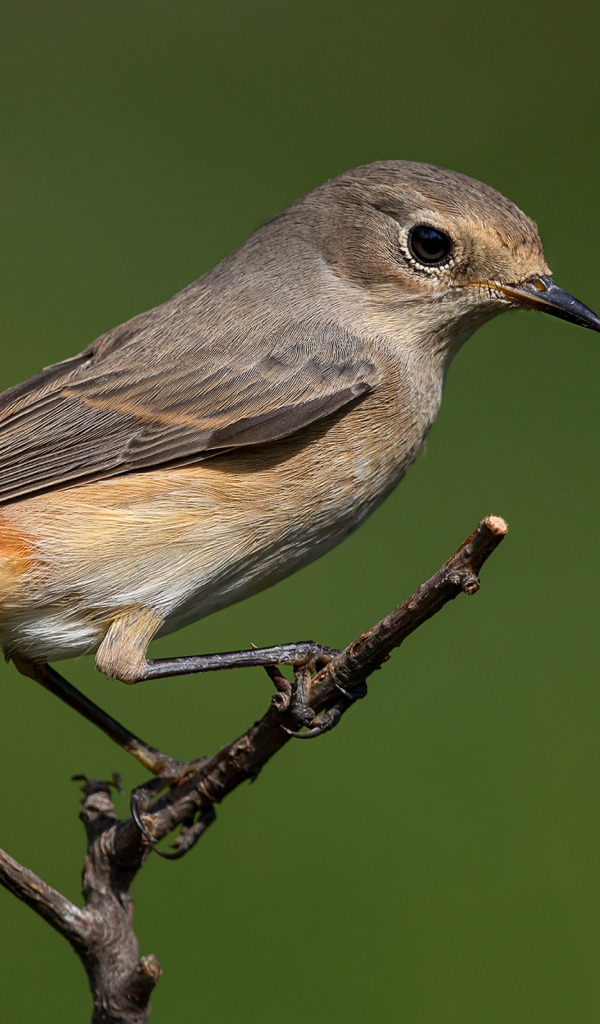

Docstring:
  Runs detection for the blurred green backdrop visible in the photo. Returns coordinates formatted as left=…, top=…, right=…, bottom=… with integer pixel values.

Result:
left=1, top=1, right=599, bottom=1020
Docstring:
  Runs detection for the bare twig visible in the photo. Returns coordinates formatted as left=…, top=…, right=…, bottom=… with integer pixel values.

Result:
left=311, top=513, right=508, bottom=704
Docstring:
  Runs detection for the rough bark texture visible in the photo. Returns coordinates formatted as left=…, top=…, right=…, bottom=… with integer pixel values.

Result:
left=0, top=515, right=507, bottom=1023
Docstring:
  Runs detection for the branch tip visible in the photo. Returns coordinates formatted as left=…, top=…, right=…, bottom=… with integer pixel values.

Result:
left=484, top=514, right=508, bottom=536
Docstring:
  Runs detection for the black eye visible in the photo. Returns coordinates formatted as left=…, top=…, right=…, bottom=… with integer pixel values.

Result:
left=408, top=224, right=452, bottom=266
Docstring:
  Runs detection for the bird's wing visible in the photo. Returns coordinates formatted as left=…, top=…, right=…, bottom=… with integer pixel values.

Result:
left=0, top=311, right=377, bottom=504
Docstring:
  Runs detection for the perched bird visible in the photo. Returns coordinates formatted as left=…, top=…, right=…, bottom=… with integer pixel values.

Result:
left=0, top=161, right=598, bottom=685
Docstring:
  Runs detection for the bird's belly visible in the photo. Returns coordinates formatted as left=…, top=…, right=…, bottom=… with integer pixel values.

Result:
left=160, top=389, right=431, bottom=633
left=161, top=459, right=393, bottom=635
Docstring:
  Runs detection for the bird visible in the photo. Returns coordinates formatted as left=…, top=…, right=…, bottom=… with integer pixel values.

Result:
left=0, top=160, right=598, bottom=689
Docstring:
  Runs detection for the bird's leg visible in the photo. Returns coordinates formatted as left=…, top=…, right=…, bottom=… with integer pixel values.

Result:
left=11, top=654, right=198, bottom=778
left=138, top=641, right=340, bottom=681
left=96, top=606, right=338, bottom=683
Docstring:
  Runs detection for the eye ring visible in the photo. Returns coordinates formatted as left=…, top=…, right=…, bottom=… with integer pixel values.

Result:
left=407, top=224, right=453, bottom=266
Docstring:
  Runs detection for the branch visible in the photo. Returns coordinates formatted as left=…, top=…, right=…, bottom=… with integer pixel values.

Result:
left=139, top=515, right=508, bottom=847
left=0, top=515, right=507, bottom=1022
left=0, top=848, right=89, bottom=944
left=311, top=512, right=508, bottom=703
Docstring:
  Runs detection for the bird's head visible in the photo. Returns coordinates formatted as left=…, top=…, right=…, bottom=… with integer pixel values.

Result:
left=297, top=161, right=600, bottom=358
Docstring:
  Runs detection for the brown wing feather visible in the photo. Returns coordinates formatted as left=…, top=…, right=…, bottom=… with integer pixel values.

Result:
left=0, top=313, right=377, bottom=505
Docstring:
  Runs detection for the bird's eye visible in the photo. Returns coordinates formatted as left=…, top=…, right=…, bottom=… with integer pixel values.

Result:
left=408, top=224, right=452, bottom=266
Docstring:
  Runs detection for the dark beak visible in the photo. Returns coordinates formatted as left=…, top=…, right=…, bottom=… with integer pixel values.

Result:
left=495, top=274, right=600, bottom=332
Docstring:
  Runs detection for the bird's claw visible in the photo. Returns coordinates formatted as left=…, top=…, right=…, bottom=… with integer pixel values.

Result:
left=130, top=756, right=213, bottom=857
left=283, top=680, right=368, bottom=739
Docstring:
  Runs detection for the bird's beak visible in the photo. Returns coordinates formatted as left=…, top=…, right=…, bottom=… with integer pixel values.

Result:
left=493, top=274, right=600, bottom=333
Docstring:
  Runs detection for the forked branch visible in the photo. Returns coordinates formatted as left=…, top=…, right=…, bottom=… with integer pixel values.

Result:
left=0, top=515, right=508, bottom=1023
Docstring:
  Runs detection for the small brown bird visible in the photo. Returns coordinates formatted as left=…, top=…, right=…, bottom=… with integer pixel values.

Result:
left=0, top=161, right=598, bottom=685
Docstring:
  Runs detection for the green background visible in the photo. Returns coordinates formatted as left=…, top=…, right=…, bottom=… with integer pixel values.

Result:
left=1, top=1, right=599, bottom=1020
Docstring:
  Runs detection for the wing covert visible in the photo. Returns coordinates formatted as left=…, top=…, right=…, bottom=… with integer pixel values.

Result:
left=0, top=317, right=377, bottom=504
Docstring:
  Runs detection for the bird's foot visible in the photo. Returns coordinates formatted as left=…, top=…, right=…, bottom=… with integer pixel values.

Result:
left=282, top=680, right=369, bottom=739
left=262, top=645, right=367, bottom=739
left=130, top=755, right=214, bottom=858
